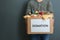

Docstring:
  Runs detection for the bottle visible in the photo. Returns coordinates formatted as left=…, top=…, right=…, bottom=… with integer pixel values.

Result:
left=32, top=8, right=34, bottom=14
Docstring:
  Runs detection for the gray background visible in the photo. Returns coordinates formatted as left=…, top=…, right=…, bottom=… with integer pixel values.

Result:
left=0, top=0, right=60, bottom=40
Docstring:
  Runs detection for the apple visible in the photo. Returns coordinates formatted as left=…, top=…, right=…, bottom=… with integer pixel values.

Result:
left=39, top=12, right=44, bottom=15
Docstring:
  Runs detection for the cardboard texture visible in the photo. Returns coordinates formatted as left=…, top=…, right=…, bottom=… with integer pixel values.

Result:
left=24, top=13, right=54, bottom=34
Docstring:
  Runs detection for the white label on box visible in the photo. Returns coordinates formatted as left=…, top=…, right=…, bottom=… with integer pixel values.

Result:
left=31, top=19, right=50, bottom=32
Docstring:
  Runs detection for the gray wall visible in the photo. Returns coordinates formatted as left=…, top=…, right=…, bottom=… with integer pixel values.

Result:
left=0, top=0, right=60, bottom=40
left=50, top=0, right=60, bottom=40
left=0, top=0, right=18, bottom=40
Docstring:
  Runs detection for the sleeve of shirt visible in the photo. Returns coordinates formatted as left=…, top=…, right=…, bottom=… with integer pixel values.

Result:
left=26, top=1, right=32, bottom=15
left=47, top=1, right=54, bottom=13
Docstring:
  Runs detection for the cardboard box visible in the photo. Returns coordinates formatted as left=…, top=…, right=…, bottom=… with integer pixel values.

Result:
left=24, top=14, right=54, bottom=34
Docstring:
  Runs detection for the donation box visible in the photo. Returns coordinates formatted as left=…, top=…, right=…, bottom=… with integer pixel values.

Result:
left=24, top=13, right=54, bottom=34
